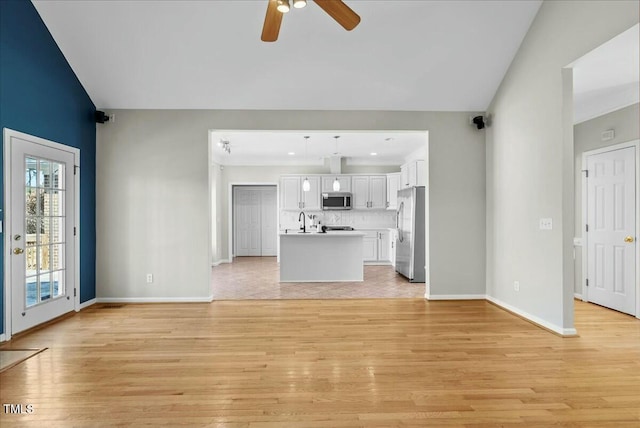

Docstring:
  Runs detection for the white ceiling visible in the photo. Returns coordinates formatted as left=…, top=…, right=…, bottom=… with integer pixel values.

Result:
left=32, top=0, right=542, bottom=111
left=210, top=130, right=427, bottom=166
left=572, top=24, right=640, bottom=124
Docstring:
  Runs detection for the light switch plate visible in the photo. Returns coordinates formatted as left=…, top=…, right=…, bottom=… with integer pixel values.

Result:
left=539, top=218, right=553, bottom=230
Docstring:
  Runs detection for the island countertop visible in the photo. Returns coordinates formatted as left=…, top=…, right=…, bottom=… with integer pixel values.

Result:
left=279, top=231, right=365, bottom=237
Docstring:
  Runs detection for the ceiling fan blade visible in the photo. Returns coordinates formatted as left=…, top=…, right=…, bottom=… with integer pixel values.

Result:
left=313, top=0, right=360, bottom=31
left=261, top=0, right=283, bottom=42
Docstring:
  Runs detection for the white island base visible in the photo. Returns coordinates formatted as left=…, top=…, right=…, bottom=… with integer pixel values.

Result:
left=279, top=232, right=364, bottom=282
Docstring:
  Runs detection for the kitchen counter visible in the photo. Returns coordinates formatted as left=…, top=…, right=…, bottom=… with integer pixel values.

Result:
left=279, top=232, right=364, bottom=282
left=279, top=231, right=365, bottom=237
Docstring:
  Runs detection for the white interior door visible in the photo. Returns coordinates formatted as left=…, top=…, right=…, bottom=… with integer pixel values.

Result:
left=234, top=186, right=277, bottom=257
left=7, top=132, right=76, bottom=334
left=586, top=146, right=636, bottom=315
left=261, top=187, right=277, bottom=256
left=234, top=187, right=261, bottom=256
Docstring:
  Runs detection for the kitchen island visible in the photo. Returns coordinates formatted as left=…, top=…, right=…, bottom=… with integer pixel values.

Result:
left=279, top=231, right=365, bottom=282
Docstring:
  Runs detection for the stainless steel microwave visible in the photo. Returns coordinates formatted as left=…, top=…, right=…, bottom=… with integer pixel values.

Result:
left=321, top=192, right=352, bottom=210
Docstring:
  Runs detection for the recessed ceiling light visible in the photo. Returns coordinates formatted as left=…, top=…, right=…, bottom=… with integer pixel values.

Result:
left=288, top=152, right=295, bottom=155
left=370, top=152, right=378, bottom=156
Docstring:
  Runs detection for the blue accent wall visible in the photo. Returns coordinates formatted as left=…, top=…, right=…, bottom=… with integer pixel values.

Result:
left=0, top=0, right=96, bottom=335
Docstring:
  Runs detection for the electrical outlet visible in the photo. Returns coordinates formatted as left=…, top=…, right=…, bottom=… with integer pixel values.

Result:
left=539, top=218, right=553, bottom=230
left=514, top=281, right=520, bottom=292
left=146, top=274, right=153, bottom=283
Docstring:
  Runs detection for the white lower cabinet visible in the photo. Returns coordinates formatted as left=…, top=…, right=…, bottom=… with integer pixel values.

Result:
left=362, top=229, right=392, bottom=264
left=389, top=229, right=397, bottom=267
left=362, top=233, right=378, bottom=261
left=378, top=230, right=390, bottom=261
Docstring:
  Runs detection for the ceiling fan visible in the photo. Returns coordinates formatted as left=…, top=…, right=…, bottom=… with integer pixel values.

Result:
left=261, top=0, right=361, bottom=42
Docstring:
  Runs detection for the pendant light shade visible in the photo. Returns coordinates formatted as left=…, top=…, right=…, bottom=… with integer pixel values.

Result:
left=277, top=0, right=290, bottom=13
left=333, top=177, right=340, bottom=191
left=293, top=0, right=307, bottom=8
left=303, top=177, right=311, bottom=192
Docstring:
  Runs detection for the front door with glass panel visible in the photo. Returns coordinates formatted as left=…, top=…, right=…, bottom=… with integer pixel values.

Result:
left=9, top=133, right=76, bottom=334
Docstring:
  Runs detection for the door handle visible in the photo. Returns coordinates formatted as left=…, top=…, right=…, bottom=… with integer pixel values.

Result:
left=624, top=236, right=635, bottom=243
left=13, top=248, right=24, bottom=255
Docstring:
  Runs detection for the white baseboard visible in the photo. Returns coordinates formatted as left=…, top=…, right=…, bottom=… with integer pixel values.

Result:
left=78, top=298, right=97, bottom=311
left=574, top=293, right=583, bottom=300
left=0, top=333, right=6, bottom=343
left=211, top=259, right=231, bottom=267
left=427, top=294, right=487, bottom=300
left=486, top=295, right=578, bottom=336
left=96, top=296, right=214, bottom=304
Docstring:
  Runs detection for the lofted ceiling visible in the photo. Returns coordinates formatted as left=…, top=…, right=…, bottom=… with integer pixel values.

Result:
left=32, top=0, right=543, bottom=111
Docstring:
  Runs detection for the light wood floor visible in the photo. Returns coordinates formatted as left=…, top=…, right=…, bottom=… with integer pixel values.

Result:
left=1, top=300, right=639, bottom=427
left=212, top=257, right=425, bottom=299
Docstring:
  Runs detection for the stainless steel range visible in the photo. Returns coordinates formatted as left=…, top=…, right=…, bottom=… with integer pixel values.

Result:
left=323, top=226, right=355, bottom=231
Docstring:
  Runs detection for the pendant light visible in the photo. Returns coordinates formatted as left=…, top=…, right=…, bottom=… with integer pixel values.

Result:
left=277, top=0, right=291, bottom=13
left=332, top=136, right=341, bottom=191
left=302, top=136, right=311, bottom=192
left=293, top=0, right=307, bottom=8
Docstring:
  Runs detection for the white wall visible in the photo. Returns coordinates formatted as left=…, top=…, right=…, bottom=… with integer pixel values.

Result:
left=486, top=1, right=639, bottom=333
left=573, top=103, right=640, bottom=294
left=97, top=110, right=485, bottom=299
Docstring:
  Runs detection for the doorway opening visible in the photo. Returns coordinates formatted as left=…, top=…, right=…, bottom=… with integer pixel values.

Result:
left=208, top=129, right=430, bottom=300
left=570, top=24, right=640, bottom=319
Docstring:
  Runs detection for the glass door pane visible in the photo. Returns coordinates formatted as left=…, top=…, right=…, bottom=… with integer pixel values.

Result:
left=24, top=157, right=66, bottom=308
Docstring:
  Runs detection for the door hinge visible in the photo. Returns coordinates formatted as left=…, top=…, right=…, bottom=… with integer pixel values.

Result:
left=585, top=224, right=589, bottom=232
left=74, top=288, right=77, bottom=297
left=74, top=165, right=79, bottom=175
left=74, top=227, right=77, bottom=236
left=586, top=279, right=589, bottom=287
left=582, top=169, right=589, bottom=178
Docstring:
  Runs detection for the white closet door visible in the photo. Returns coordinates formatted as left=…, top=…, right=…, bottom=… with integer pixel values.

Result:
left=261, top=187, right=277, bottom=256
left=235, top=187, right=261, bottom=256
left=234, top=186, right=278, bottom=257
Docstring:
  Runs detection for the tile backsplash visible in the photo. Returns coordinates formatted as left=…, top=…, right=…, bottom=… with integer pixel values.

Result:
left=280, top=210, right=396, bottom=230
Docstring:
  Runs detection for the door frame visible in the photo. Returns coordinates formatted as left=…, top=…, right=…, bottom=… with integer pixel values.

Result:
left=228, top=182, right=279, bottom=262
left=231, top=185, right=278, bottom=257
left=3, top=128, right=81, bottom=340
left=581, top=139, right=640, bottom=319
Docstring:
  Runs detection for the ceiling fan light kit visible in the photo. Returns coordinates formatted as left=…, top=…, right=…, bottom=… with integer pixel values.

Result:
left=261, top=0, right=360, bottom=42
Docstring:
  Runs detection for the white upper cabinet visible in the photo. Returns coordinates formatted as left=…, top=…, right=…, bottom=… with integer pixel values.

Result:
left=281, top=176, right=302, bottom=210
left=352, top=176, right=370, bottom=209
left=321, top=175, right=352, bottom=193
left=302, top=176, right=321, bottom=210
left=369, top=176, right=387, bottom=209
left=352, top=175, right=387, bottom=209
left=386, top=173, right=400, bottom=210
left=280, top=176, right=321, bottom=210
left=399, top=160, right=426, bottom=189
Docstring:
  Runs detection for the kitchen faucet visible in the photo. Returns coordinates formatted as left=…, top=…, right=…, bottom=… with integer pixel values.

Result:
left=298, top=211, right=306, bottom=233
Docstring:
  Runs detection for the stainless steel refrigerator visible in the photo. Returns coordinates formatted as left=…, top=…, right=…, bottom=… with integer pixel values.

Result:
left=395, top=186, right=426, bottom=282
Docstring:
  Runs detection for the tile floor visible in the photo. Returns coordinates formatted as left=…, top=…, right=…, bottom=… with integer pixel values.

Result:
left=211, top=256, right=425, bottom=299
